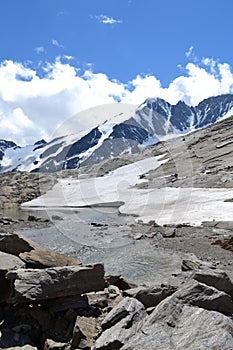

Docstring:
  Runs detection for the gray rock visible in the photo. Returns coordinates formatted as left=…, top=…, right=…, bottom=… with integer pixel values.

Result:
left=0, top=251, right=25, bottom=302
left=124, top=285, right=176, bottom=308
left=86, top=291, right=109, bottom=309
left=115, top=279, right=233, bottom=349
left=192, top=268, right=233, bottom=298
left=101, top=297, right=145, bottom=331
left=6, top=263, right=105, bottom=303
left=121, top=304, right=233, bottom=350
left=174, top=279, right=233, bottom=316
left=93, top=297, right=146, bottom=349
left=0, top=251, right=25, bottom=271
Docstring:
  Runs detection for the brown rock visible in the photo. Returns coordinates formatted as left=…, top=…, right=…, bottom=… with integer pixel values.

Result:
left=19, top=248, right=81, bottom=269
left=0, top=232, right=37, bottom=256
left=30, top=307, right=52, bottom=331
left=105, top=275, right=137, bottom=291
left=71, top=316, right=101, bottom=348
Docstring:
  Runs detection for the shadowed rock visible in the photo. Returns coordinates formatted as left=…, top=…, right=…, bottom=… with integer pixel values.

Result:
left=192, top=269, right=233, bottom=298
left=0, top=232, right=37, bottom=256
left=0, top=251, right=25, bottom=302
left=123, top=285, right=176, bottom=308
left=93, top=297, right=146, bottom=350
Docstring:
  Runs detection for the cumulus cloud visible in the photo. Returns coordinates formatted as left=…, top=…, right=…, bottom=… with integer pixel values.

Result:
left=0, top=56, right=233, bottom=145
left=95, top=14, right=122, bottom=25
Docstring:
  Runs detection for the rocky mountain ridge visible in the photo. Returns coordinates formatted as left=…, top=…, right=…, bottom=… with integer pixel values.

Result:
left=1, top=94, right=233, bottom=173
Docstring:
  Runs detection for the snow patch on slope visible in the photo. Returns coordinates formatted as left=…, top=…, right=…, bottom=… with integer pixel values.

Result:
left=22, top=155, right=167, bottom=207
left=22, top=154, right=233, bottom=226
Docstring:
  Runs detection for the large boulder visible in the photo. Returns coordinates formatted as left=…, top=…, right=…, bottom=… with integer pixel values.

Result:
left=6, top=263, right=105, bottom=303
left=173, top=279, right=233, bottom=316
left=0, top=232, right=81, bottom=268
left=93, top=297, right=146, bottom=349
left=101, top=297, right=145, bottom=331
left=121, top=304, right=233, bottom=350
left=19, top=248, right=81, bottom=269
left=192, top=268, right=233, bottom=298
left=93, top=279, right=233, bottom=349
left=0, top=251, right=25, bottom=302
left=120, top=280, right=233, bottom=349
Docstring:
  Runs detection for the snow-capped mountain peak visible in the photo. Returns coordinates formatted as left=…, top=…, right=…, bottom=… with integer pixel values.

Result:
left=1, top=94, right=233, bottom=173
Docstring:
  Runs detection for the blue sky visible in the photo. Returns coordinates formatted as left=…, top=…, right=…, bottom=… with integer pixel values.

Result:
left=0, top=0, right=233, bottom=144
left=1, top=0, right=233, bottom=84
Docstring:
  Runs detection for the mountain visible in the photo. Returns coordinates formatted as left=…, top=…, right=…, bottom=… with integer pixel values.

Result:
left=1, top=94, right=233, bottom=173
left=0, top=140, right=17, bottom=161
left=131, top=93, right=233, bottom=134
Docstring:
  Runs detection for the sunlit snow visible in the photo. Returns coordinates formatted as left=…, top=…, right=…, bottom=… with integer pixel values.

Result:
left=22, top=154, right=233, bottom=226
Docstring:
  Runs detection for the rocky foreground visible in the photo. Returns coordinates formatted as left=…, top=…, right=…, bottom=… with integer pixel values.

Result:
left=1, top=230, right=233, bottom=350
left=1, top=113, right=233, bottom=349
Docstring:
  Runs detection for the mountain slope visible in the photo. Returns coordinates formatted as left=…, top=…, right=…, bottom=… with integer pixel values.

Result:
left=0, top=140, right=17, bottom=161
left=132, top=94, right=233, bottom=134
left=1, top=94, right=233, bottom=173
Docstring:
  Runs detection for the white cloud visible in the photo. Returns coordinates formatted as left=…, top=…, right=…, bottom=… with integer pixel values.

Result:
left=0, top=56, right=233, bottom=145
left=185, top=46, right=194, bottom=58
left=95, top=14, right=122, bottom=25
left=52, top=39, right=64, bottom=49
left=34, top=46, right=45, bottom=54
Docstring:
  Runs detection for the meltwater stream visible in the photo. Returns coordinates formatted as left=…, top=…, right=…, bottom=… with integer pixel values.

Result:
left=4, top=206, right=189, bottom=286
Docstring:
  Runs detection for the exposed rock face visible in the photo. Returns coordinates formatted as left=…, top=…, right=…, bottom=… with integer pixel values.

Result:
left=6, top=263, right=105, bottom=303
left=101, top=297, right=146, bottom=331
left=140, top=114, right=233, bottom=189
left=121, top=304, right=233, bottom=350
left=171, top=279, right=233, bottom=316
left=93, top=297, right=146, bottom=350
